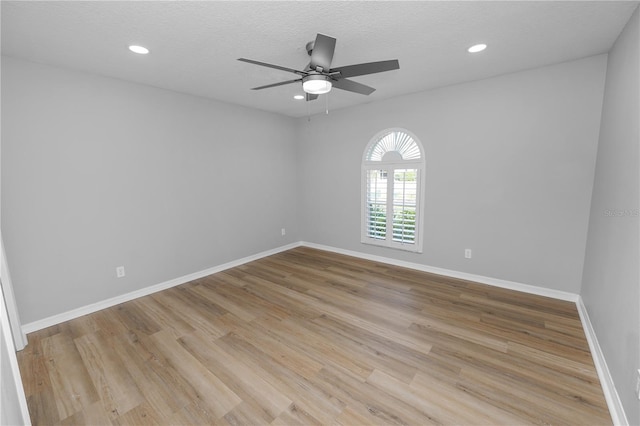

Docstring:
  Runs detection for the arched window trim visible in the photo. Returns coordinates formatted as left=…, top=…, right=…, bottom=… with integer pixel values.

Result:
left=363, top=128, right=423, bottom=163
left=361, top=128, right=425, bottom=253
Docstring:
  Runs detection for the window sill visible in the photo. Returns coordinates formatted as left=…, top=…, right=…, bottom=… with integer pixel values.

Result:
left=361, top=239, right=422, bottom=254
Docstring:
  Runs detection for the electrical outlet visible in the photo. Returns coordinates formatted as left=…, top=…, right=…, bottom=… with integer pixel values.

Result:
left=636, top=369, right=640, bottom=400
left=116, top=266, right=125, bottom=278
left=464, top=249, right=472, bottom=259
left=281, top=228, right=286, bottom=236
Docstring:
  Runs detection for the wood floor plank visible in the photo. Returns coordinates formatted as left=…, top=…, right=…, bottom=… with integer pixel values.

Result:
left=332, top=406, right=376, bottom=426
left=150, top=289, right=229, bottom=338
left=58, top=401, right=112, bottom=426
left=313, top=366, right=437, bottom=426
left=507, top=340, right=600, bottom=381
left=223, top=400, right=274, bottom=426
left=74, top=329, right=145, bottom=420
left=270, top=403, right=323, bottom=426
left=59, top=314, right=101, bottom=340
left=216, top=332, right=346, bottom=425
left=310, top=314, right=443, bottom=380
left=230, top=321, right=324, bottom=380
left=425, top=337, right=608, bottom=408
left=127, top=333, right=204, bottom=411
left=409, top=371, right=526, bottom=425
left=320, top=305, right=434, bottom=356
left=168, top=401, right=222, bottom=426
left=18, top=247, right=612, bottom=425
left=480, top=311, right=590, bottom=352
left=41, top=332, right=100, bottom=420
left=254, top=316, right=374, bottom=381
left=147, top=330, right=242, bottom=419
left=413, top=313, right=509, bottom=353
left=304, top=315, right=419, bottom=384
left=459, top=366, right=610, bottom=425
left=90, top=309, right=130, bottom=338
left=113, top=302, right=162, bottom=337
left=192, top=280, right=259, bottom=322
left=111, top=401, right=164, bottom=426
left=25, top=387, right=60, bottom=426
left=242, top=274, right=325, bottom=320
left=16, top=344, right=51, bottom=397
left=178, top=330, right=292, bottom=419
left=307, top=284, right=417, bottom=329
left=131, top=296, right=196, bottom=339
left=111, top=332, right=189, bottom=419
left=367, top=368, right=478, bottom=425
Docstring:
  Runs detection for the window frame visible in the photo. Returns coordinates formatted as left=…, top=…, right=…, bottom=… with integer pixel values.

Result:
left=361, top=128, right=425, bottom=253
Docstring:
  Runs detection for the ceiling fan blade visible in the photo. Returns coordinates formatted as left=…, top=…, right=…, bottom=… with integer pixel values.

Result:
left=332, top=78, right=376, bottom=96
left=331, top=59, right=399, bottom=78
left=251, top=79, right=301, bottom=90
left=238, top=58, right=306, bottom=76
left=306, top=93, right=319, bottom=102
left=310, top=33, right=336, bottom=72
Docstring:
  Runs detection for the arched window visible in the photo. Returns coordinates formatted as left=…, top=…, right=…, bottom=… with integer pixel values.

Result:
left=362, top=129, right=425, bottom=252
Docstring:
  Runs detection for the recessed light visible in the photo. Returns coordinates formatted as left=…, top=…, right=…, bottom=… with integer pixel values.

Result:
left=294, top=95, right=305, bottom=100
left=467, top=43, right=487, bottom=53
left=128, top=45, right=149, bottom=55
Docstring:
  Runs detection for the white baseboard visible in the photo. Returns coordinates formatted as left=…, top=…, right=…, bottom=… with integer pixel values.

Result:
left=300, top=241, right=579, bottom=302
left=22, top=240, right=579, bottom=335
left=576, top=297, right=628, bottom=426
left=21, top=242, right=302, bottom=334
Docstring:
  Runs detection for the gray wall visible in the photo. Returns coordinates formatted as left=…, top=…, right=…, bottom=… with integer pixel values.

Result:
left=582, top=7, right=639, bottom=426
left=296, top=55, right=607, bottom=293
left=0, top=53, right=613, bottom=325
left=1, top=57, right=298, bottom=324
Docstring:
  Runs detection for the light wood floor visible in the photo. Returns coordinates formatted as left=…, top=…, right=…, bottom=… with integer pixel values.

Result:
left=18, top=247, right=611, bottom=425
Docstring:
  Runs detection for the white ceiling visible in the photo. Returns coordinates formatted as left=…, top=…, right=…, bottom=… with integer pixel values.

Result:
left=2, top=1, right=638, bottom=118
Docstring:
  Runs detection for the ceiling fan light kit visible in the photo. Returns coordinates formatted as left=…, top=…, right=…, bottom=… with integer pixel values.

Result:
left=302, top=74, right=332, bottom=94
left=239, top=33, right=399, bottom=102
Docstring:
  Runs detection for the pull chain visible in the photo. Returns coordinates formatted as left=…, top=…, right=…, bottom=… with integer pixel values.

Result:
left=325, top=91, right=329, bottom=115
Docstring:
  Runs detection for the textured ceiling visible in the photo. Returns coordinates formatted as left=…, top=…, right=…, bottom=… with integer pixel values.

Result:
left=2, top=1, right=638, bottom=118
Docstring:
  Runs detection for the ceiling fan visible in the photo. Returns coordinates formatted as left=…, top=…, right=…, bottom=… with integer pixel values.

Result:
left=238, top=33, right=400, bottom=101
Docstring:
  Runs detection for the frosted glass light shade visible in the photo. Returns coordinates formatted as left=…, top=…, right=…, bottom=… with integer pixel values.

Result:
left=303, top=75, right=332, bottom=94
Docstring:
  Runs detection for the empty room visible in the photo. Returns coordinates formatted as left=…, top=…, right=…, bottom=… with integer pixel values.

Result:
left=1, top=1, right=638, bottom=425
